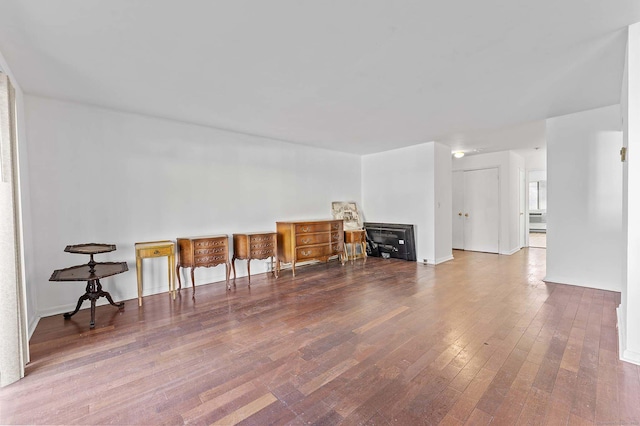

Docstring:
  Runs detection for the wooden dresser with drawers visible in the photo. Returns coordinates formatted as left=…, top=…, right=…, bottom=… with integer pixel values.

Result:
left=176, top=235, right=231, bottom=291
left=276, top=219, right=344, bottom=276
left=232, top=232, right=277, bottom=283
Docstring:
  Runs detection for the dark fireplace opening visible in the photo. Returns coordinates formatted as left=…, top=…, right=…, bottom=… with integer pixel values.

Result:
left=363, top=222, right=416, bottom=261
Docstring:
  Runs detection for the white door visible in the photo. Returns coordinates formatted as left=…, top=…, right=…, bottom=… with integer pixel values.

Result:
left=452, top=171, right=465, bottom=249
left=463, top=168, right=500, bottom=253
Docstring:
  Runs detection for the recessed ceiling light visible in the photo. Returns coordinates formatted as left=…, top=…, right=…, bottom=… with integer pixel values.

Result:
left=453, top=151, right=465, bottom=158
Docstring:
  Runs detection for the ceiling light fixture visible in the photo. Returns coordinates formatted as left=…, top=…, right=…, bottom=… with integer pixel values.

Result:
left=453, top=151, right=465, bottom=159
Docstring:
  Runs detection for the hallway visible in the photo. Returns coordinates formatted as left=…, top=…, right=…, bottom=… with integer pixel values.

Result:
left=529, top=232, right=547, bottom=248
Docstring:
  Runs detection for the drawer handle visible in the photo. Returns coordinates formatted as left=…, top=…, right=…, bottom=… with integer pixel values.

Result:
left=301, top=250, right=312, bottom=256
left=302, top=238, right=311, bottom=244
left=332, top=234, right=339, bottom=240
left=332, top=224, right=339, bottom=229
left=301, top=226, right=310, bottom=232
left=153, top=250, right=160, bottom=255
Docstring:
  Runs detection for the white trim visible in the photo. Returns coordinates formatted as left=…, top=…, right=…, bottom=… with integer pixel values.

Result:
left=500, top=247, right=521, bottom=256
left=28, top=315, right=39, bottom=339
left=617, top=306, right=640, bottom=365
left=621, top=349, right=640, bottom=365
left=519, top=168, right=526, bottom=249
left=37, top=297, right=120, bottom=319
left=433, top=255, right=454, bottom=265
left=421, top=255, right=454, bottom=265
left=543, top=275, right=622, bottom=293
left=37, top=304, right=79, bottom=318
left=618, top=306, right=626, bottom=358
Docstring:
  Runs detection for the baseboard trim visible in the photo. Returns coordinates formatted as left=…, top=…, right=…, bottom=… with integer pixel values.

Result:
left=421, top=255, right=454, bottom=265
left=28, top=315, right=40, bottom=339
left=434, top=255, right=454, bottom=265
left=543, top=276, right=622, bottom=293
left=37, top=297, right=118, bottom=319
left=617, top=306, right=640, bottom=365
left=622, top=349, right=640, bottom=365
left=617, top=306, right=627, bottom=360
left=500, top=247, right=521, bottom=256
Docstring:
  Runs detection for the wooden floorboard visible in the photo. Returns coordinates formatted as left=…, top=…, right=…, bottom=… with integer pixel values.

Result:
left=1, top=248, right=639, bottom=425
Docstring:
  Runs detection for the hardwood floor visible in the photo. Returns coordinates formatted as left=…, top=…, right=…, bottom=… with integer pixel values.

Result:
left=529, top=232, right=547, bottom=249
left=1, top=249, right=638, bottom=425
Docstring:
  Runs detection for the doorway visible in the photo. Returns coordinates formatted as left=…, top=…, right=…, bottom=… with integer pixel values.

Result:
left=528, top=170, right=547, bottom=248
left=452, top=168, right=500, bottom=253
left=519, top=168, right=526, bottom=248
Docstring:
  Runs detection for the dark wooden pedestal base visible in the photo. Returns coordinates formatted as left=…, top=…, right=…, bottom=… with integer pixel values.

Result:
left=64, top=279, right=124, bottom=328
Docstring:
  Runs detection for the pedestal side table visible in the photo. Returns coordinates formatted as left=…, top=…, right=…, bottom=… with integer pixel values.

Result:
left=49, top=243, right=127, bottom=329
left=135, top=240, right=176, bottom=306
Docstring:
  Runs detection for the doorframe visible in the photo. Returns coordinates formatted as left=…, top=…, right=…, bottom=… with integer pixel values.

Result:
left=452, top=170, right=464, bottom=250
left=453, top=165, right=502, bottom=253
left=519, top=168, right=527, bottom=248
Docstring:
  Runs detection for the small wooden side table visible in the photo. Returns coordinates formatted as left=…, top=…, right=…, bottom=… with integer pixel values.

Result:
left=135, top=240, right=176, bottom=306
left=232, top=232, right=278, bottom=283
left=344, top=230, right=367, bottom=263
left=176, top=235, right=231, bottom=291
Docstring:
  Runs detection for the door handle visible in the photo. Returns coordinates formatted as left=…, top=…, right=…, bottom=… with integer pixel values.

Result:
left=458, top=212, right=462, bottom=216
left=464, top=213, right=469, bottom=218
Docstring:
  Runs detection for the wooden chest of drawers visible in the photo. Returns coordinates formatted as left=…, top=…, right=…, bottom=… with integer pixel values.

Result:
left=176, top=235, right=231, bottom=291
left=276, top=220, right=344, bottom=276
left=232, top=232, right=277, bottom=283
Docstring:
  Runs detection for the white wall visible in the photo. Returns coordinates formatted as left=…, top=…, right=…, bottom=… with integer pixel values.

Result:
left=521, top=148, right=547, bottom=171
left=452, top=150, right=524, bottom=255
left=546, top=104, right=623, bottom=292
left=508, top=151, right=526, bottom=251
left=434, top=143, right=453, bottom=264
left=25, top=96, right=362, bottom=318
left=361, top=142, right=452, bottom=264
left=529, top=170, right=547, bottom=182
left=361, top=143, right=432, bottom=263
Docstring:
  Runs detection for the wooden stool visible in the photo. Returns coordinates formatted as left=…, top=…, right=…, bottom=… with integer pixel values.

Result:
left=344, top=230, right=367, bottom=263
left=135, top=240, right=176, bottom=306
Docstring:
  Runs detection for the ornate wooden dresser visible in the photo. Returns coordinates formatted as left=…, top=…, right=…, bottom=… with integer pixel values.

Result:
left=176, top=235, right=231, bottom=291
left=232, top=232, right=278, bottom=283
left=276, top=219, right=344, bottom=276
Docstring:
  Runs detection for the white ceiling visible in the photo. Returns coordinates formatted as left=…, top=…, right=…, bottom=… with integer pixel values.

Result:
left=0, top=1, right=638, bottom=155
